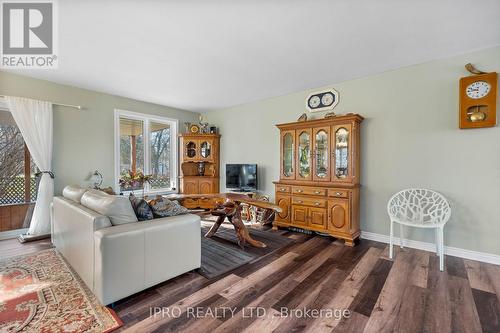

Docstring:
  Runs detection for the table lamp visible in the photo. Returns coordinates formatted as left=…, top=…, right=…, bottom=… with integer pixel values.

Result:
left=90, top=170, right=103, bottom=189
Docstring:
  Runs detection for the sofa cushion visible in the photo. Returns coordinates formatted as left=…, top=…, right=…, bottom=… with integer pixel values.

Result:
left=129, top=194, right=154, bottom=221
left=62, top=185, right=88, bottom=203
left=147, top=196, right=189, bottom=218
left=87, top=188, right=110, bottom=197
left=81, top=191, right=138, bottom=225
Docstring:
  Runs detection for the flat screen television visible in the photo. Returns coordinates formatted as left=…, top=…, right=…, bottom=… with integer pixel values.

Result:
left=226, top=164, right=258, bottom=191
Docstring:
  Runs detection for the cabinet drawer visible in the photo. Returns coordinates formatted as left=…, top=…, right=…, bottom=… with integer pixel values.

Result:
left=292, top=186, right=327, bottom=196
left=292, top=197, right=326, bottom=208
left=276, top=185, right=291, bottom=193
left=328, top=189, right=349, bottom=198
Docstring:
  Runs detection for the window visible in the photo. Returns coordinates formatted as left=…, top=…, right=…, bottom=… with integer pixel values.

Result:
left=0, top=110, right=38, bottom=206
left=115, top=110, right=177, bottom=193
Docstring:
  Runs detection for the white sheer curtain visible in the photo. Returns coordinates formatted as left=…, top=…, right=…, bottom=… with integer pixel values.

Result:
left=6, top=96, right=53, bottom=235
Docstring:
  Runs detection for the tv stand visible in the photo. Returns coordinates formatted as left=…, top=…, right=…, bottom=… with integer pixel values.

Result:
left=230, top=189, right=255, bottom=194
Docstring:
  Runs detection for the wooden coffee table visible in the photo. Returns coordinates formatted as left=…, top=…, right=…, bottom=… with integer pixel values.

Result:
left=167, top=193, right=282, bottom=248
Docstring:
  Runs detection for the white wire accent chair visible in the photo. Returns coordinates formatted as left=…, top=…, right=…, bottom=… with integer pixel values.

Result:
left=387, top=189, right=451, bottom=271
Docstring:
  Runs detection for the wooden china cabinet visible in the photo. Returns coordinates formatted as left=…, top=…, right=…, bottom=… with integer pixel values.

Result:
left=179, top=133, right=220, bottom=209
left=273, top=114, right=363, bottom=246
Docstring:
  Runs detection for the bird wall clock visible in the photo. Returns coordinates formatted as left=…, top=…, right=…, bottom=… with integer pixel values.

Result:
left=459, top=63, right=497, bottom=129
left=306, top=88, right=339, bottom=112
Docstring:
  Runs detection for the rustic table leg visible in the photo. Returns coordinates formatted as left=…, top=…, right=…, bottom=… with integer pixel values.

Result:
left=229, top=205, right=267, bottom=249
left=205, top=214, right=225, bottom=238
left=203, top=200, right=267, bottom=248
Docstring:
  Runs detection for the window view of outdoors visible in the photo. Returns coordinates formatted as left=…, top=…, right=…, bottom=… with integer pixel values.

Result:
left=0, top=111, right=38, bottom=206
left=149, top=122, right=171, bottom=190
left=119, top=118, right=144, bottom=192
left=119, top=117, right=172, bottom=192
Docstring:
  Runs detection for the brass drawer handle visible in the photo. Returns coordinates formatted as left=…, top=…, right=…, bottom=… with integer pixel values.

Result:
left=335, top=192, right=343, bottom=196
left=296, top=189, right=303, bottom=193
left=314, top=190, right=321, bottom=194
left=315, top=202, right=321, bottom=206
left=297, top=200, right=303, bottom=203
left=280, top=188, right=286, bottom=192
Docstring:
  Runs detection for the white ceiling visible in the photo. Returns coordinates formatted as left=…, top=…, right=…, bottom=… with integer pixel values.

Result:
left=6, top=0, right=500, bottom=112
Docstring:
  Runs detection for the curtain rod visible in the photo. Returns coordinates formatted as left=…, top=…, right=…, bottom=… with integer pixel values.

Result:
left=0, top=95, right=82, bottom=110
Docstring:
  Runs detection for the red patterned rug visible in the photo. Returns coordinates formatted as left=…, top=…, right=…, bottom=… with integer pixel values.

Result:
left=0, top=249, right=122, bottom=332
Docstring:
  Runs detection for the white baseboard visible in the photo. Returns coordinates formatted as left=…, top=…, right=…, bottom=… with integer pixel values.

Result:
left=361, top=231, right=500, bottom=266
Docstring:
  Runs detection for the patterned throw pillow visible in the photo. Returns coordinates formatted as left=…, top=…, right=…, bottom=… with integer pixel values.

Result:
left=147, top=196, right=189, bottom=218
left=129, top=193, right=154, bottom=221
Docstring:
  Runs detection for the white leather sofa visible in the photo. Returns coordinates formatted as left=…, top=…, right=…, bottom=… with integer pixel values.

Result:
left=52, top=189, right=201, bottom=305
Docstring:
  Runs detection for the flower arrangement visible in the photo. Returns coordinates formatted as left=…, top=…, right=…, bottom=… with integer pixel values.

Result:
left=119, top=170, right=152, bottom=195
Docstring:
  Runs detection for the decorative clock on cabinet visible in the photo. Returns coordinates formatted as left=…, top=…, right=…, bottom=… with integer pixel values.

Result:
left=189, top=124, right=200, bottom=133
left=459, top=71, right=497, bottom=129
left=306, top=89, right=339, bottom=112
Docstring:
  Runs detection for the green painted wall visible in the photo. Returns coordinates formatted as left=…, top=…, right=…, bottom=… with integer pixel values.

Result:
left=0, top=71, right=200, bottom=194
left=206, top=46, right=500, bottom=255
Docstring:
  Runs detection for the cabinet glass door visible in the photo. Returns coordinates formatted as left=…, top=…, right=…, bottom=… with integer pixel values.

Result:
left=282, top=131, right=294, bottom=179
left=313, top=128, right=330, bottom=181
left=297, top=129, right=312, bottom=180
left=200, top=140, right=212, bottom=159
left=334, top=127, right=349, bottom=179
left=185, top=140, right=197, bottom=159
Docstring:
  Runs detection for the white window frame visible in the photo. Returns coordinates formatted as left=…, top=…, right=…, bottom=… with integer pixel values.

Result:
left=114, top=109, right=178, bottom=195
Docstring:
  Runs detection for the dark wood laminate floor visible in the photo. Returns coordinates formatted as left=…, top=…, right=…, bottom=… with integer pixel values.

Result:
left=1, top=231, right=499, bottom=333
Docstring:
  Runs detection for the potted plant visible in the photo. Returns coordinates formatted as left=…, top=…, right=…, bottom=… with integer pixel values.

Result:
left=119, top=170, right=152, bottom=197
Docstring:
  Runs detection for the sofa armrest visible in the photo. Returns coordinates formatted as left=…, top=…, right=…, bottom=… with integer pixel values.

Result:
left=93, top=214, right=201, bottom=304
left=52, top=197, right=111, bottom=291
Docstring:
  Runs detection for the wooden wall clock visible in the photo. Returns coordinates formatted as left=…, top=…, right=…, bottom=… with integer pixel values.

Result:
left=459, top=67, right=497, bottom=129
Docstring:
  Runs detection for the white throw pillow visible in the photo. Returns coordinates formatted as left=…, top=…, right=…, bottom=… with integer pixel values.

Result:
left=62, top=185, right=88, bottom=203
left=81, top=191, right=138, bottom=225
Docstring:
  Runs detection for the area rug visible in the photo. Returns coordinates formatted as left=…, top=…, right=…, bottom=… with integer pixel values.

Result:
left=0, top=249, right=122, bottom=333
left=199, top=220, right=295, bottom=279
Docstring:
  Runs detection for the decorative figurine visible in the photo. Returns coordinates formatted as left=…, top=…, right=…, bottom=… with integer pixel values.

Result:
left=199, top=115, right=209, bottom=133
left=297, top=113, right=308, bottom=122
left=198, top=161, right=206, bottom=176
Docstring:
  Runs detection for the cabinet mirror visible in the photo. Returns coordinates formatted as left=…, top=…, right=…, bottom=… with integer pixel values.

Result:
left=315, top=130, right=328, bottom=178
left=200, top=141, right=211, bottom=158
left=283, top=133, right=294, bottom=177
left=335, top=128, right=349, bottom=178
left=298, top=131, right=311, bottom=178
